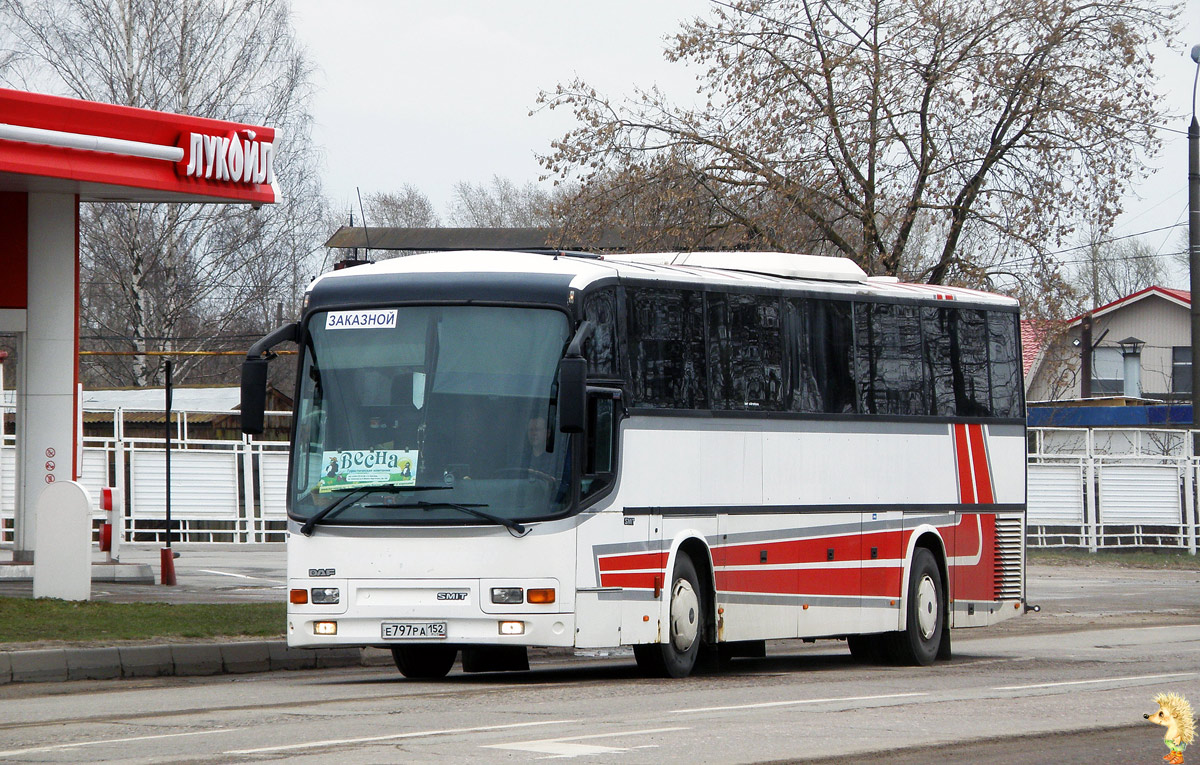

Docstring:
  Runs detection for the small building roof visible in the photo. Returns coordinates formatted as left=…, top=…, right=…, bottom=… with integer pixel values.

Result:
left=82, top=386, right=241, bottom=412
left=1068, top=286, right=1190, bottom=325
left=324, top=226, right=633, bottom=252
left=1021, top=319, right=1060, bottom=377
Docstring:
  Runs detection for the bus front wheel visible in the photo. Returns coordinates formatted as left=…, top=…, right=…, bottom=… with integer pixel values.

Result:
left=634, top=554, right=704, bottom=678
left=391, top=644, right=458, bottom=679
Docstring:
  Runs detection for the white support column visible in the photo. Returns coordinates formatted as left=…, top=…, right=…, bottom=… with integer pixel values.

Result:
left=14, top=193, right=77, bottom=562
left=1189, top=430, right=1198, bottom=556
left=1085, top=430, right=1098, bottom=552
left=242, top=438, right=257, bottom=542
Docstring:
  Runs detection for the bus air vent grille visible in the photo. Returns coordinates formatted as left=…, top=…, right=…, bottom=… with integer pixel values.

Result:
left=993, top=515, right=1024, bottom=601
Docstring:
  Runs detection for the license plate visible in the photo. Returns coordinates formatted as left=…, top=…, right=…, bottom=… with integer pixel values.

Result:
left=381, top=621, right=447, bottom=640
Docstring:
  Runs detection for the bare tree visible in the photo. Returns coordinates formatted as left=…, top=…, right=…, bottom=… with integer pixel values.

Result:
left=538, top=0, right=1178, bottom=290
left=1, top=0, right=326, bottom=388
left=363, top=186, right=441, bottom=228
left=448, top=175, right=558, bottom=228
left=1072, top=230, right=1170, bottom=311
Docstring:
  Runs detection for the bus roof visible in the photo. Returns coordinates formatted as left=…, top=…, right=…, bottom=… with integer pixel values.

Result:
left=310, top=250, right=1019, bottom=308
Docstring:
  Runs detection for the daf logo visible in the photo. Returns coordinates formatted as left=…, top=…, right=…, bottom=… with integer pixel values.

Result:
left=437, top=592, right=468, bottom=601
left=308, top=568, right=336, bottom=577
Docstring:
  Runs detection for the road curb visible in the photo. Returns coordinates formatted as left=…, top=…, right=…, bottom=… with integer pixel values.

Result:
left=0, top=640, right=374, bottom=685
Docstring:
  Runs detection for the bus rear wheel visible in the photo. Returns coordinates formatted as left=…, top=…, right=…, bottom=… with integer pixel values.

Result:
left=634, top=554, right=705, bottom=678
left=391, top=644, right=458, bottom=679
left=890, top=548, right=944, bottom=666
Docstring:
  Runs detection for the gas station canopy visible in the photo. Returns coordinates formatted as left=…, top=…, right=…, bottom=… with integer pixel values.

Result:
left=0, top=87, right=277, bottom=204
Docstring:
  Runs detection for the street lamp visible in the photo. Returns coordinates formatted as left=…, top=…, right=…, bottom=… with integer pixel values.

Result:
left=1189, top=43, right=1199, bottom=425
left=1117, top=336, right=1144, bottom=398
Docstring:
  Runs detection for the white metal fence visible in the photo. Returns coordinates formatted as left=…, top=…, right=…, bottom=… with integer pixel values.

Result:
left=1028, top=428, right=1199, bottom=553
left=0, top=408, right=290, bottom=544
left=4, top=411, right=1199, bottom=552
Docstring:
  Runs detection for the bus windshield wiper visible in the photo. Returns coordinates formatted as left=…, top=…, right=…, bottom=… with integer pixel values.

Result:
left=401, top=500, right=527, bottom=536
left=300, top=483, right=450, bottom=536
left=326, top=484, right=450, bottom=493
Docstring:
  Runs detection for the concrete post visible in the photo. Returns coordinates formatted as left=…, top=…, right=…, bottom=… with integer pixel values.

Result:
left=14, top=193, right=78, bottom=562
left=32, top=480, right=91, bottom=600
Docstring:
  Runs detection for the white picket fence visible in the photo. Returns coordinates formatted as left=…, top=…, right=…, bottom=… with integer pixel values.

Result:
left=1028, top=428, right=1199, bottom=553
left=4, top=412, right=1198, bottom=552
left=0, top=408, right=291, bottom=544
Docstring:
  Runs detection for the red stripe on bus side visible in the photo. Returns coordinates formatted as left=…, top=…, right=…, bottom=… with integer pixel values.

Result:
left=953, top=423, right=975, bottom=503
left=597, top=551, right=667, bottom=572
left=968, top=424, right=994, bottom=504
left=718, top=568, right=859, bottom=597
left=716, top=536, right=861, bottom=567
left=862, top=566, right=904, bottom=598
left=598, top=572, right=661, bottom=589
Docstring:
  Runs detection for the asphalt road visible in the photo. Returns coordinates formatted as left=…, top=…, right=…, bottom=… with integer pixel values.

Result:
left=2, top=551, right=1200, bottom=762
left=0, top=624, right=1196, bottom=763
left=0, top=559, right=1197, bottom=764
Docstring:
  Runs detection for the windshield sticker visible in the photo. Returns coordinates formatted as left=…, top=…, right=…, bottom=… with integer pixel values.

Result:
left=318, top=449, right=417, bottom=492
left=325, top=309, right=398, bottom=330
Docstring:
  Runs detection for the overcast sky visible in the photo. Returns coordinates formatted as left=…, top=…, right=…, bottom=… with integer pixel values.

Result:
left=291, top=0, right=1200, bottom=277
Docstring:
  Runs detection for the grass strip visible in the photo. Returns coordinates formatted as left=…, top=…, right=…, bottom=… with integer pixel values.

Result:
left=1028, top=548, right=1200, bottom=570
left=0, top=597, right=284, bottom=644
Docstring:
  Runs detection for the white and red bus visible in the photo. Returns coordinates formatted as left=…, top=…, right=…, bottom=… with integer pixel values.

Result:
left=241, top=249, right=1026, bottom=679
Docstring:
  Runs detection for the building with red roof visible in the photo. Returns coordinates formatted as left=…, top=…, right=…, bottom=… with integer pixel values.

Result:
left=1025, top=286, right=1191, bottom=403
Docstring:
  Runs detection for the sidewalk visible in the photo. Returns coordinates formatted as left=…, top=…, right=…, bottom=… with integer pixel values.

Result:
left=0, top=542, right=388, bottom=684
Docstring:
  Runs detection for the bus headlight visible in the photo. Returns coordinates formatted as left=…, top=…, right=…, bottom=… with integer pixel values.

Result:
left=499, top=621, right=525, bottom=635
left=311, top=587, right=340, bottom=605
left=491, top=587, right=523, bottom=604
left=314, top=621, right=337, bottom=635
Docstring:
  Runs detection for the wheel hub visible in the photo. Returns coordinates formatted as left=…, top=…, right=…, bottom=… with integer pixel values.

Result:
left=916, top=574, right=938, bottom=640
left=670, top=577, right=700, bottom=652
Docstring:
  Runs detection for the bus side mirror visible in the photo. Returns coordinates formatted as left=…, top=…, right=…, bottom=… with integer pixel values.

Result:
left=240, top=322, right=299, bottom=435
left=558, top=356, right=587, bottom=434
left=241, top=357, right=269, bottom=435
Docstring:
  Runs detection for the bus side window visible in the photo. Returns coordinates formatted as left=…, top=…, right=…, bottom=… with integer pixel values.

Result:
left=582, top=393, right=619, bottom=499
left=583, top=289, right=618, bottom=378
left=988, top=311, right=1023, bottom=418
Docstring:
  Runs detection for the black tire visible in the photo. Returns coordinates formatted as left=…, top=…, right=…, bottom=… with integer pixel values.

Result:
left=390, top=644, right=457, bottom=679
left=890, top=548, right=944, bottom=666
left=634, top=554, right=705, bottom=678
left=847, top=633, right=889, bottom=663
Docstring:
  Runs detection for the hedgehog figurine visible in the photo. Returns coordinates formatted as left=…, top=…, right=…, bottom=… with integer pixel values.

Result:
left=1146, top=692, right=1197, bottom=765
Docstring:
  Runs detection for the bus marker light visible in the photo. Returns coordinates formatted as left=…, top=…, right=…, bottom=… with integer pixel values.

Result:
left=499, top=621, right=524, bottom=635
left=314, top=621, right=337, bottom=635
left=290, top=589, right=308, bottom=604
left=653, top=576, right=661, bottom=598
left=491, top=587, right=524, bottom=604
left=643, top=615, right=649, bottom=622
left=527, top=588, right=555, bottom=604
left=802, top=604, right=809, bottom=610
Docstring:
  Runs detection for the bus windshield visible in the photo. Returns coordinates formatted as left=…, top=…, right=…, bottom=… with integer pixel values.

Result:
left=289, top=305, right=573, bottom=528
